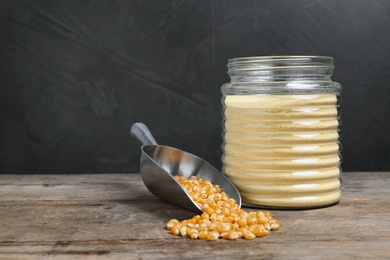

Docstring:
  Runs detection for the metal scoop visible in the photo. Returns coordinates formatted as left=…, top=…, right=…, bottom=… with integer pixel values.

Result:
left=130, top=122, right=241, bottom=214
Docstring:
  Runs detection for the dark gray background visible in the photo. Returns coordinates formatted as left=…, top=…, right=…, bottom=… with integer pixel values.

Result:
left=1, top=0, right=389, bottom=174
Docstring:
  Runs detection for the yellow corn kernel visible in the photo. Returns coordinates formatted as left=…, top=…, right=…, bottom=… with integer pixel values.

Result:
left=227, top=230, right=239, bottom=240
left=232, top=222, right=239, bottom=230
left=179, top=225, right=187, bottom=237
left=201, top=212, right=210, bottom=219
left=214, top=193, right=222, bottom=201
left=252, top=226, right=269, bottom=237
left=247, top=217, right=257, bottom=226
left=237, top=218, right=247, bottom=228
left=264, top=222, right=271, bottom=231
left=166, top=219, right=179, bottom=229
left=186, top=223, right=197, bottom=229
left=256, top=217, right=267, bottom=225
left=215, top=217, right=224, bottom=223
left=207, top=231, right=219, bottom=241
left=203, top=179, right=212, bottom=186
left=227, top=198, right=236, bottom=207
left=223, top=216, right=234, bottom=223
left=208, top=222, right=219, bottom=231
left=231, top=207, right=241, bottom=215
left=221, top=192, right=229, bottom=202
left=209, top=213, right=218, bottom=221
left=239, top=210, right=248, bottom=219
left=248, top=223, right=258, bottom=231
left=198, top=223, right=209, bottom=231
left=187, top=218, right=197, bottom=224
left=208, top=201, right=218, bottom=210
left=168, top=175, right=280, bottom=241
left=221, top=232, right=230, bottom=239
left=243, top=230, right=256, bottom=240
left=187, top=228, right=198, bottom=239
left=218, top=223, right=232, bottom=233
left=206, top=188, right=215, bottom=197
left=198, top=229, right=209, bottom=239
left=236, top=226, right=248, bottom=233
left=204, top=207, right=215, bottom=215
left=270, top=220, right=281, bottom=231
left=192, top=215, right=201, bottom=222
left=198, top=219, right=210, bottom=225
left=170, top=224, right=180, bottom=235
left=248, top=212, right=256, bottom=218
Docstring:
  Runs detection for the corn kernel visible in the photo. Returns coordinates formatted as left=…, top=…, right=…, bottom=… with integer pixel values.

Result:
left=218, top=223, right=231, bottom=233
left=198, top=229, right=208, bottom=239
left=166, top=175, right=280, bottom=241
left=214, top=193, right=222, bottom=201
left=270, top=220, right=281, bottom=231
left=187, top=228, right=198, bottom=239
left=170, top=224, right=180, bottom=235
left=247, top=218, right=257, bottom=226
left=252, top=226, right=269, bottom=237
left=237, top=218, right=247, bottom=227
left=192, top=215, right=201, bottom=222
left=201, top=212, right=209, bottom=219
left=166, top=219, right=179, bottom=229
left=198, top=223, right=209, bottom=231
left=239, top=210, right=248, bottom=219
left=179, top=225, right=187, bottom=237
left=221, top=207, right=230, bottom=217
left=221, top=232, right=230, bottom=239
left=205, top=207, right=215, bottom=215
left=243, top=230, right=256, bottom=240
left=198, top=219, right=210, bottom=225
left=265, top=222, right=271, bottom=231
left=187, top=218, right=197, bottom=224
left=227, top=231, right=239, bottom=240
left=208, top=201, right=218, bottom=210
left=207, top=231, right=219, bottom=241
left=256, top=217, right=267, bottom=225
left=221, top=192, right=229, bottom=202
left=224, top=216, right=234, bottom=223
left=208, top=222, right=219, bottom=231
left=228, top=198, right=236, bottom=207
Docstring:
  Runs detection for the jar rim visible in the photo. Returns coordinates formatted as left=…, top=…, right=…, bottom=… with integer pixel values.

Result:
left=228, top=55, right=333, bottom=63
left=227, top=56, right=334, bottom=74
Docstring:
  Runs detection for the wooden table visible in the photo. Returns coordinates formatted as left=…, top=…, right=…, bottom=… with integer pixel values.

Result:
left=0, top=172, right=389, bottom=259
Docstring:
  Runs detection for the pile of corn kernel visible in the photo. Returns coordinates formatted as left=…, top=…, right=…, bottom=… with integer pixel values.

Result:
left=166, top=175, right=280, bottom=241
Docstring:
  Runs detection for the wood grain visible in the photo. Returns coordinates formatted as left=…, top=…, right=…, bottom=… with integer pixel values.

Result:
left=0, top=172, right=389, bottom=259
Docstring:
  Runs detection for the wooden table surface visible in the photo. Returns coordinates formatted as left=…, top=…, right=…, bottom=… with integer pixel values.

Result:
left=0, top=172, right=389, bottom=259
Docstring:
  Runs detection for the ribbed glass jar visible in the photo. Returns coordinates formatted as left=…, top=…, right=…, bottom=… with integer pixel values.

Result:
left=221, top=56, right=342, bottom=209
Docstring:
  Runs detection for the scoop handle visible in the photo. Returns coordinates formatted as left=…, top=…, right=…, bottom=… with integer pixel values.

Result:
left=130, top=122, right=158, bottom=146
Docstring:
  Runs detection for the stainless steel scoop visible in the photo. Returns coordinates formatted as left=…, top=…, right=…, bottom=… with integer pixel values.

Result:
left=130, top=122, right=241, bottom=214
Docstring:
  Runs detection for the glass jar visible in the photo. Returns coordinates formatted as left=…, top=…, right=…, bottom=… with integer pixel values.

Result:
left=221, top=56, right=342, bottom=209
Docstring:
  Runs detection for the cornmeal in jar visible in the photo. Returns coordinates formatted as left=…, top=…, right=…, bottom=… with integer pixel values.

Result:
left=223, top=94, right=341, bottom=208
